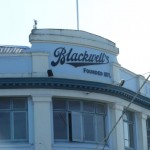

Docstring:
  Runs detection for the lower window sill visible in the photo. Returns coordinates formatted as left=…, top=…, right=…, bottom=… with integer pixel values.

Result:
left=0, top=142, right=33, bottom=148
left=53, top=142, right=109, bottom=150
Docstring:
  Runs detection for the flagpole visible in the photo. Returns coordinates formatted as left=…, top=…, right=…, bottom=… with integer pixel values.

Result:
left=76, top=0, right=79, bottom=30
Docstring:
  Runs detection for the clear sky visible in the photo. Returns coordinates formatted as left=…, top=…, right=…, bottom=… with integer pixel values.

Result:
left=0, top=0, right=150, bottom=76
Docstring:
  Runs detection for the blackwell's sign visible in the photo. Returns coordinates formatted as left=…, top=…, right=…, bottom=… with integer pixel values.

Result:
left=51, top=47, right=109, bottom=67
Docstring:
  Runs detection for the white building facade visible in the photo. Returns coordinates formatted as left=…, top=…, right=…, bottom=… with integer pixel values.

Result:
left=0, top=29, right=149, bottom=150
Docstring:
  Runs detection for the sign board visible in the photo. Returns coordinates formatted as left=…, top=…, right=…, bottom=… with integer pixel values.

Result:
left=48, top=43, right=118, bottom=84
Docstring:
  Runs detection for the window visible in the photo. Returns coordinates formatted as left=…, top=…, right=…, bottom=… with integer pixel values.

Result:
left=53, top=98, right=106, bottom=144
left=147, top=118, right=150, bottom=150
left=0, top=98, right=28, bottom=142
left=123, top=111, right=134, bottom=149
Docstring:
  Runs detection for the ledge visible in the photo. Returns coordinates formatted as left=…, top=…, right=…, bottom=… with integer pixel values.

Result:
left=0, top=77, right=149, bottom=110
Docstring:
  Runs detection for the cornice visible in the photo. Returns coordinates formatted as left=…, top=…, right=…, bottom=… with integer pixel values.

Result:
left=0, top=77, right=149, bottom=110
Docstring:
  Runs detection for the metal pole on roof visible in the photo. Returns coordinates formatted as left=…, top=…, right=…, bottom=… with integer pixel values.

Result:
left=76, top=0, right=79, bottom=30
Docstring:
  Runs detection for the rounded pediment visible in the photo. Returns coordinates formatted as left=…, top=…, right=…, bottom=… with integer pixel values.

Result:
left=29, top=29, right=119, bottom=55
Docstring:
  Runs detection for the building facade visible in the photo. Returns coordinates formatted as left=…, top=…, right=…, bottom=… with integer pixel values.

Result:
left=0, top=29, right=150, bottom=150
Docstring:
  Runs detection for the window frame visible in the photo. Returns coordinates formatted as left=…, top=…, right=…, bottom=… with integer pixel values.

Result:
left=0, top=97, right=28, bottom=142
left=52, top=98, right=107, bottom=144
left=123, top=110, right=135, bottom=149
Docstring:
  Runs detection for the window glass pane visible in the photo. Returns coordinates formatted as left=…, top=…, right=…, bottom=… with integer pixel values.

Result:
left=14, top=112, right=27, bottom=139
left=147, top=130, right=150, bottom=136
left=83, top=114, right=95, bottom=141
left=148, top=137, right=150, bottom=145
left=128, top=112, right=134, bottom=122
left=69, top=101, right=80, bottom=111
left=96, top=103, right=105, bottom=114
left=0, top=99, right=10, bottom=109
left=54, top=112, right=68, bottom=140
left=129, top=124, right=134, bottom=147
left=0, top=112, right=10, bottom=139
left=53, top=99, right=67, bottom=110
left=124, top=122, right=129, bottom=147
left=13, top=99, right=27, bottom=109
left=147, top=119, right=150, bottom=149
left=71, top=112, right=82, bottom=142
left=147, top=119, right=150, bottom=129
left=96, top=115, right=105, bottom=143
left=83, top=102, right=94, bottom=113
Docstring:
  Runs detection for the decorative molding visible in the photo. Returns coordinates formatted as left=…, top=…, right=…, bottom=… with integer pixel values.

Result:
left=0, top=77, right=149, bottom=109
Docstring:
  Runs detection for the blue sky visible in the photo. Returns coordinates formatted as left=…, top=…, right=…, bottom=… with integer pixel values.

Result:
left=0, top=0, right=150, bottom=76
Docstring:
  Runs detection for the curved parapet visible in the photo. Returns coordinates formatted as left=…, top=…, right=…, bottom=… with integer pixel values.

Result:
left=29, top=29, right=119, bottom=55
